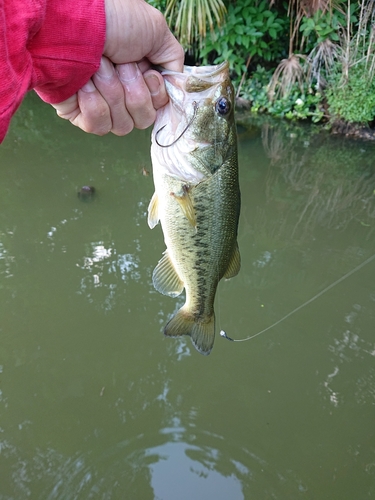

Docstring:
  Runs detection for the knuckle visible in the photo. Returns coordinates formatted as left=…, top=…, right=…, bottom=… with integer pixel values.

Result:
left=133, top=112, right=155, bottom=130
left=72, top=112, right=112, bottom=136
left=143, top=111, right=156, bottom=128
left=151, top=93, right=168, bottom=110
left=136, top=122, right=153, bottom=131
left=126, top=93, right=153, bottom=121
left=112, top=122, right=134, bottom=136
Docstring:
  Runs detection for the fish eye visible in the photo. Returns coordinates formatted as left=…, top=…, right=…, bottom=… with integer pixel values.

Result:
left=215, top=97, right=231, bottom=116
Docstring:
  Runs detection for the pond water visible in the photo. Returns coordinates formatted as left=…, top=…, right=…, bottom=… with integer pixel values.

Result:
left=0, top=93, right=374, bottom=499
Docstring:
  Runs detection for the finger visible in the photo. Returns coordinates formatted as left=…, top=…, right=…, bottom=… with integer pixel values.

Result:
left=74, top=79, right=112, bottom=135
left=52, top=95, right=80, bottom=121
left=143, top=69, right=169, bottom=110
left=117, top=62, right=156, bottom=130
left=92, top=57, right=134, bottom=136
left=52, top=83, right=112, bottom=136
left=137, top=58, right=151, bottom=74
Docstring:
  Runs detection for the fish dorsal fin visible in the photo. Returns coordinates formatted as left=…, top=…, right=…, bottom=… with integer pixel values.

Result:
left=171, top=185, right=196, bottom=228
left=153, top=251, right=184, bottom=297
left=148, top=192, right=159, bottom=229
left=224, top=243, right=241, bottom=279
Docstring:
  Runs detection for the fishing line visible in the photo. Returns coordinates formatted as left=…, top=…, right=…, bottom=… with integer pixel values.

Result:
left=155, top=101, right=198, bottom=148
left=220, top=252, right=375, bottom=343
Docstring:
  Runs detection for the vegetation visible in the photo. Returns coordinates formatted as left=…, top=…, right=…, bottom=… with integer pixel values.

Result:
left=149, top=0, right=375, bottom=130
left=164, top=0, right=227, bottom=46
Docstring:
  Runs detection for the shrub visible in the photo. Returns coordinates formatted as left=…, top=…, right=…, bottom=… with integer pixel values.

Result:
left=199, top=0, right=288, bottom=82
left=326, top=64, right=375, bottom=124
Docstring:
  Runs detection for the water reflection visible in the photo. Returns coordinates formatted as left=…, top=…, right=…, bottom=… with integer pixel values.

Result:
left=322, top=300, right=375, bottom=409
left=0, top=234, right=15, bottom=279
left=2, top=420, right=308, bottom=500
left=259, top=121, right=375, bottom=238
left=77, top=241, right=140, bottom=310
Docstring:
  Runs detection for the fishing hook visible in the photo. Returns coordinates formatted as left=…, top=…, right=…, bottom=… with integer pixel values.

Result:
left=155, top=101, right=198, bottom=148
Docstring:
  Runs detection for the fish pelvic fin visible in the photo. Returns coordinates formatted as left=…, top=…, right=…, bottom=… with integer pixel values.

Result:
left=164, top=308, right=215, bottom=356
left=224, top=242, right=241, bottom=279
left=148, top=192, right=159, bottom=229
left=153, top=251, right=184, bottom=297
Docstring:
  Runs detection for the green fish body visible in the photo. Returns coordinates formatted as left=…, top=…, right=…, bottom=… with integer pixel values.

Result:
left=148, top=62, right=240, bottom=355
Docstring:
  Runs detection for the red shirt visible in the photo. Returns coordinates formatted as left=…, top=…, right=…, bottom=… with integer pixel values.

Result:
left=0, top=0, right=106, bottom=142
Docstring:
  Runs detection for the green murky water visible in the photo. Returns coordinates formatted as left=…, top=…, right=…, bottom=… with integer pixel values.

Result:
left=0, top=93, right=374, bottom=499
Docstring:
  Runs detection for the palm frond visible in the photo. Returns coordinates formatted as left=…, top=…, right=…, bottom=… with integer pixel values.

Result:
left=268, top=54, right=307, bottom=101
left=307, top=39, right=341, bottom=89
left=166, top=0, right=226, bottom=47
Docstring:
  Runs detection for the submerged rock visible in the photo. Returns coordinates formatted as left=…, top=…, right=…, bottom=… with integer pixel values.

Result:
left=78, top=186, right=96, bottom=201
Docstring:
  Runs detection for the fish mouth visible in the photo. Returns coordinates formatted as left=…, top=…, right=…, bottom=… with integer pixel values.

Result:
left=161, top=61, right=229, bottom=79
left=152, top=62, right=230, bottom=154
left=161, top=61, right=230, bottom=112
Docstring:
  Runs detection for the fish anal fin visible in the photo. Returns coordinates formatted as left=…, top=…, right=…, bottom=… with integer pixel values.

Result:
left=153, top=251, right=184, bottom=297
left=171, top=185, right=196, bottom=228
left=164, top=308, right=215, bottom=355
left=148, top=192, right=159, bottom=229
left=224, top=243, right=241, bottom=279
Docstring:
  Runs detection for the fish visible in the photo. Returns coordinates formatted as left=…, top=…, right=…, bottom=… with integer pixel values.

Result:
left=148, top=61, right=240, bottom=355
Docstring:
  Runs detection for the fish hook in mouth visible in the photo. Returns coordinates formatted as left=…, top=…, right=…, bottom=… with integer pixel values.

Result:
left=155, top=101, right=198, bottom=148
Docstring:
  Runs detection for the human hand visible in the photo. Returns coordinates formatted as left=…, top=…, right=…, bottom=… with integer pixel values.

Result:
left=52, top=0, right=184, bottom=136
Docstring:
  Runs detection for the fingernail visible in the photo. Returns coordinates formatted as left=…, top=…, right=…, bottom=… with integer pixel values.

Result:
left=81, top=79, right=96, bottom=92
left=145, top=74, right=161, bottom=96
left=96, top=57, right=115, bottom=80
left=118, top=63, right=139, bottom=83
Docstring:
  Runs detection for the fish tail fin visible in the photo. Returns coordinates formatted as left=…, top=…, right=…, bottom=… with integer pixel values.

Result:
left=164, top=308, right=215, bottom=356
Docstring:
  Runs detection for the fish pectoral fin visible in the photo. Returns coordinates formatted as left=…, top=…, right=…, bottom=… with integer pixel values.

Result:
left=164, top=307, right=215, bottom=356
left=152, top=251, right=184, bottom=297
left=171, top=186, right=196, bottom=228
left=147, top=192, right=159, bottom=229
left=224, top=243, right=241, bottom=279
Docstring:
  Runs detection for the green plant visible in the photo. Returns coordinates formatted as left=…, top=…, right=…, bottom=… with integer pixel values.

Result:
left=300, top=8, right=342, bottom=46
left=326, top=63, right=375, bottom=123
left=306, top=39, right=341, bottom=89
left=164, top=0, right=227, bottom=47
left=267, top=53, right=306, bottom=100
left=199, top=0, right=288, bottom=81
left=323, top=0, right=375, bottom=124
left=240, top=65, right=324, bottom=122
left=147, top=0, right=167, bottom=8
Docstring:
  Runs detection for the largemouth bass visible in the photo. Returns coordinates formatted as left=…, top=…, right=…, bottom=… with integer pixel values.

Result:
left=148, top=62, right=240, bottom=355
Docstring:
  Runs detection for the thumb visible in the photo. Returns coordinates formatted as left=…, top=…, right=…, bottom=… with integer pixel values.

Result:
left=147, top=29, right=185, bottom=73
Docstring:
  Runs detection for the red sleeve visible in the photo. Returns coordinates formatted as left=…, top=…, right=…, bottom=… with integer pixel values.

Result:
left=0, top=0, right=106, bottom=143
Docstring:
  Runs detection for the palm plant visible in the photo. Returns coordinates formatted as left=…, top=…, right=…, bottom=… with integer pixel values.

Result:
left=307, top=38, right=341, bottom=89
left=268, top=0, right=333, bottom=100
left=340, top=0, right=375, bottom=81
left=165, top=0, right=226, bottom=48
left=268, top=53, right=306, bottom=100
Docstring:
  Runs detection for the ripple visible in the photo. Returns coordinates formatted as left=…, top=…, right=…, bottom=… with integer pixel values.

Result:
left=44, top=430, right=246, bottom=500
left=31, top=424, right=311, bottom=500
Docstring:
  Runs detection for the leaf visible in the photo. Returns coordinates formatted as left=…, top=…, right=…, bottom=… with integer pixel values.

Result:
left=242, top=37, right=250, bottom=49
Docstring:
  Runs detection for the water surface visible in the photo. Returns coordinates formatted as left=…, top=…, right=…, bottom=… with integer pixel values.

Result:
left=0, top=94, right=374, bottom=499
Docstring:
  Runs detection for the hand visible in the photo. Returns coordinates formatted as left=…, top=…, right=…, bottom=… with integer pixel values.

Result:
left=52, top=0, right=184, bottom=136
